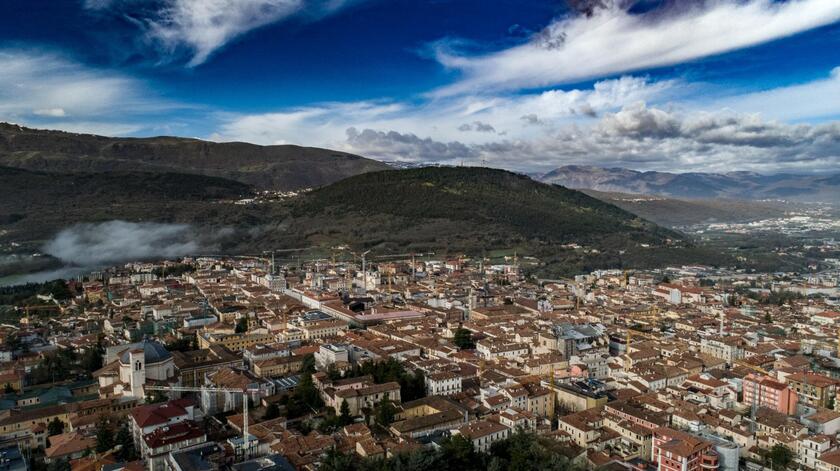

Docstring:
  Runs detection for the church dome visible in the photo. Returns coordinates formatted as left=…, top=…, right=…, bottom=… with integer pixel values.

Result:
left=119, top=340, right=172, bottom=365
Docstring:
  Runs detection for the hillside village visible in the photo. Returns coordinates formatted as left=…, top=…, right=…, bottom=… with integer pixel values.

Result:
left=2, top=254, right=840, bottom=471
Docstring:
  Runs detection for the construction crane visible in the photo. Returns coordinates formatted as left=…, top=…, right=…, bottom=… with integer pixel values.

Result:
left=145, top=385, right=260, bottom=461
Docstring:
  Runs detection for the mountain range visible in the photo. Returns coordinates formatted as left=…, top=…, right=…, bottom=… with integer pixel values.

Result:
left=0, top=124, right=829, bottom=279
left=539, top=165, right=840, bottom=202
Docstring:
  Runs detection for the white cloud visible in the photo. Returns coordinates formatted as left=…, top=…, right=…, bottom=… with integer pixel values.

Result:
left=0, top=50, right=172, bottom=120
left=212, top=75, right=675, bottom=148
left=434, top=0, right=840, bottom=96
left=345, top=127, right=477, bottom=162
left=303, top=102, right=840, bottom=175
left=0, top=49, right=181, bottom=135
left=33, top=108, right=66, bottom=117
left=88, top=0, right=362, bottom=66
left=709, top=66, right=840, bottom=122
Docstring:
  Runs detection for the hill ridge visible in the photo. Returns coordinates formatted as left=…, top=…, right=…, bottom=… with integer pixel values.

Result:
left=0, top=122, right=390, bottom=190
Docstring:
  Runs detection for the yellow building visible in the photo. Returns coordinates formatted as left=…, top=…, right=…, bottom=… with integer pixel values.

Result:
left=252, top=356, right=303, bottom=378
left=197, top=332, right=275, bottom=351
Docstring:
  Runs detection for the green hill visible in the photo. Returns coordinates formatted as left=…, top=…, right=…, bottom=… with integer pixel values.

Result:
left=0, top=122, right=389, bottom=190
left=289, top=166, right=678, bottom=249
left=1, top=165, right=735, bottom=278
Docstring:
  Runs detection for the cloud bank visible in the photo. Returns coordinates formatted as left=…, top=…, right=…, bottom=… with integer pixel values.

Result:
left=43, top=221, right=214, bottom=267
left=434, top=0, right=840, bottom=95
left=339, top=103, right=840, bottom=174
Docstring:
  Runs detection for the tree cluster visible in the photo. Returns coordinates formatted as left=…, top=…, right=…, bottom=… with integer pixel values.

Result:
left=333, top=357, right=426, bottom=402
left=320, top=430, right=582, bottom=471
left=0, top=279, right=73, bottom=306
left=453, top=328, right=475, bottom=350
left=152, top=263, right=195, bottom=279
left=279, top=373, right=324, bottom=419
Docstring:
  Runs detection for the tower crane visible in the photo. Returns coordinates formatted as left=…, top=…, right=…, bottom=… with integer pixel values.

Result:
left=144, top=385, right=260, bottom=461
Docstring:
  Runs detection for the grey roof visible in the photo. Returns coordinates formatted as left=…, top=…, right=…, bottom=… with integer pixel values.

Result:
left=232, top=454, right=295, bottom=471
left=120, top=340, right=172, bottom=365
left=553, top=323, right=605, bottom=340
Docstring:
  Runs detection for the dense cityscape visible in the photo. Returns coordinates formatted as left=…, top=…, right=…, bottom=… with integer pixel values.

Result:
left=1, top=252, right=840, bottom=471
left=4, top=0, right=840, bottom=470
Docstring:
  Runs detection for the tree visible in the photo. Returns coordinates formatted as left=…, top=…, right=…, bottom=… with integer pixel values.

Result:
left=299, top=353, right=316, bottom=374
left=95, top=417, right=115, bottom=452
left=319, top=448, right=358, bottom=471
left=165, top=336, right=197, bottom=352
left=235, top=317, right=249, bottom=333
left=285, top=373, right=324, bottom=419
left=47, top=459, right=71, bottom=471
left=438, top=434, right=482, bottom=471
left=767, top=444, right=794, bottom=470
left=453, top=328, right=475, bottom=350
left=47, top=418, right=65, bottom=436
left=263, top=402, right=281, bottom=421
left=80, top=339, right=104, bottom=372
left=374, top=398, right=396, bottom=427
left=339, top=399, right=353, bottom=426
left=3, top=383, right=15, bottom=394
left=115, top=423, right=137, bottom=461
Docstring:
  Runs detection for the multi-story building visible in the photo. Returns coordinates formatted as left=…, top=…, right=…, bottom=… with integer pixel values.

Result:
left=200, top=367, right=275, bottom=415
left=787, top=372, right=839, bottom=409
left=172, top=345, right=242, bottom=387
left=799, top=435, right=834, bottom=470
left=334, top=381, right=402, bottom=416
left=743, top=373, right=798, bottom=415
left=652, top=427, right=719, bottom=471
left=547, top=323, right=609, bottom=359
left=252, top=355, right=303, bottom=378
left=129, top=398, right=199, bottom=470
left=140, top=421, right=207, bottom=471
left=453, top=420, right=511, bottom=453
left=425, top=371, right=462, bottom=396
left=700, top=337, right=744, bottom=364
left=197, top=332, right=275, bottom=351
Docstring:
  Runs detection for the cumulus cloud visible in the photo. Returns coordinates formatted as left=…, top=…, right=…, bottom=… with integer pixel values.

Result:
left=344, top=127, right=478, bottom=162
left=43, top=220, right=222, bottom=267
left=434, top=0, right=840, bottom=95
left=336, top=103, right=840, bottom=173
left=208, top=64, right=840, bottom=174
left=458, top=121, right=497, bottom=133
left=87, top=0, right=363, bottom=66
left=520, top=114, right=544, bottom=126
left=213, top=76, right=673, bottom=148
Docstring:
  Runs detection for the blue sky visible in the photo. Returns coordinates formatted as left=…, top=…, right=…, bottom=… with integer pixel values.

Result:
left=2, top=0, right=840, bottom=174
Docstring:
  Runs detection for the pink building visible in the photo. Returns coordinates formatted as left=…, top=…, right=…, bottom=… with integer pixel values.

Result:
left=652, top=427, right=719, bottom=471
left=742, top=373, right=798, bottom=415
